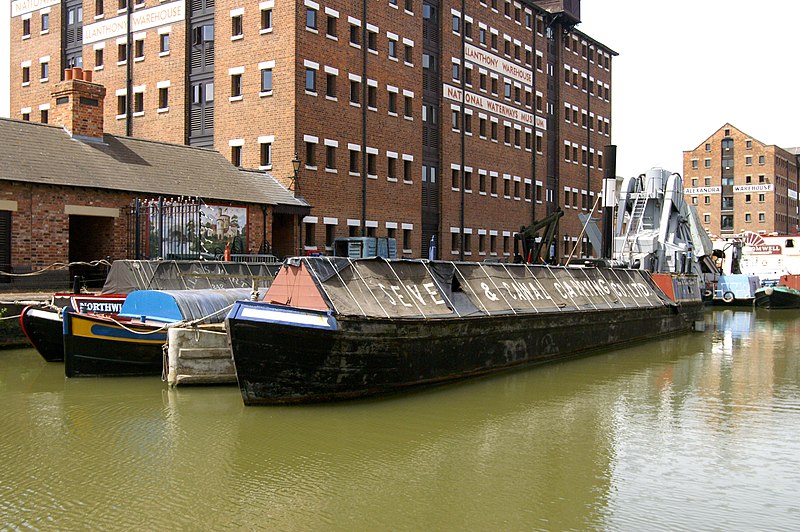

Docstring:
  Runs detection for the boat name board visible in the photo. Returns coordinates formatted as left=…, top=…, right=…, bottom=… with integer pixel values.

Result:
left=748, top=245, right=782, bottom=255
left=76, top=301, right=124, bottom=313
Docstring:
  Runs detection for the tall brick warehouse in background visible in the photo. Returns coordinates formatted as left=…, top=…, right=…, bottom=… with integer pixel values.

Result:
left=10, top=0, right=616, bottom=261
left=683, top=124, right=800, bottom=238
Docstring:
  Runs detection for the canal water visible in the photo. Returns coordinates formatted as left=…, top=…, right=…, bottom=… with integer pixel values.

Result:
left=2, top=309, right=799, bottom=530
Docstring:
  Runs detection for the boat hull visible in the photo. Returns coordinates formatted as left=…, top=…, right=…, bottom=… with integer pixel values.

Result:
left=20, top=306, right=65, bottom=362
left=63, top=311, right=166, bottom=377
left=20, top=294, right=126, bottom=362
left=754, top=286, right=800, bottom=310
left=228, top=301, right=704, bottom=404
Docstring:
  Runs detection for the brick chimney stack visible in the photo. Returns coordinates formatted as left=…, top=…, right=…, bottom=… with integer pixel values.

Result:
left=50, top=68, right=106, bottom=139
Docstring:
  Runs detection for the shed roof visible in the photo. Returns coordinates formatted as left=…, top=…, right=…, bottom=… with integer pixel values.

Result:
left=0, top=117, right=309, bottom=210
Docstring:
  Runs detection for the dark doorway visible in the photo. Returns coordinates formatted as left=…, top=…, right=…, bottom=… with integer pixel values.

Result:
left=271, top=212, right=297, bottom=258
left=69, top=215, right=115, bottom=289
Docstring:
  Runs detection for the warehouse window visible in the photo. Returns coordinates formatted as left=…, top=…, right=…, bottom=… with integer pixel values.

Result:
left=158, top=87, right=168, bottom=110
left=305, top=141, right=316, bottom=167
left=326, top=146, right=336, bottom=170
left=261, top=8, right=272, bottom=31
left=116, top=94, right=127, bottom=116
left=133, top=91, right=144, bottom=114
left=305, top=68, right=316, bottom=93
left=305, top=7, right=317, bottom=31
left=134, top=39, right=144, bottom=60
left=160, top=34, right=170, bottom=54
left=231, top=74, right=242, bottom=98
left=260, top=141, right=272, bottom=167
left=231, top=14, right=243, bottom=38
left=261, top=68, right=273, bottom=93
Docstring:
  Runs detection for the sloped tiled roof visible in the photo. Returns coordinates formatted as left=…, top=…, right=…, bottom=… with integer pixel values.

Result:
left=0, top=118, right=309, bottom=210
left=686, top=122, right=768, bottom=153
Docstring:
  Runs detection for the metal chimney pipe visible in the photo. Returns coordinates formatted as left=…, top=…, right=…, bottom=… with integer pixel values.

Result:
left=602, top=145, right=617, bottom=259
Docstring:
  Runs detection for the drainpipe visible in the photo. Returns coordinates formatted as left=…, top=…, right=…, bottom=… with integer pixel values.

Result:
left=125, top=0, right=133, bottom=137
left=360, top=0, right=368, bottom=235
left=531, top=19, right=537, bottom=225
left=459, top=0, right=466, bottom=261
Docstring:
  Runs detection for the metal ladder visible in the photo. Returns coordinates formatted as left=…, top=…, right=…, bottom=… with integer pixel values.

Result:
left=622, top=194, right=647, bottom=254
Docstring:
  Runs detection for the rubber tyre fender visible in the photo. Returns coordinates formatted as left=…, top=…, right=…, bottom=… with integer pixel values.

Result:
left=722, top=291, right=735, bottom=303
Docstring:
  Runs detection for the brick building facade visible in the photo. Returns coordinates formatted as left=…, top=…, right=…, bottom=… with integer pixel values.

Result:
left=10, top=0, right=615, bottom=262
left=683, top=124, right=800, bottom=238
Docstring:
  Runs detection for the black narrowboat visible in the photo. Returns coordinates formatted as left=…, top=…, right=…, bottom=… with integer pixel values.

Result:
left=227, top=257, right=704, bottom=405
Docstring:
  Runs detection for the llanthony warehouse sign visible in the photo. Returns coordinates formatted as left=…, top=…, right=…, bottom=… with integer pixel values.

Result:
left=465, top=43, right=532, bottom=86
left=82, top=0, right=185, bottom=45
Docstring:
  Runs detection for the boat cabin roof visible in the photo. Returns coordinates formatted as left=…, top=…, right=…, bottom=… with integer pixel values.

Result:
left=119, top=288, right=252, bottom=323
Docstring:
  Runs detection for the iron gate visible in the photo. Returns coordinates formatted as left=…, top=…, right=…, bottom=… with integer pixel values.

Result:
left=127, top=197, right=203, bottom=260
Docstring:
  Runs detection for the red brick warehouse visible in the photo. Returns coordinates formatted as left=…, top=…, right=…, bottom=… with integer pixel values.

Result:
left=683, top=123, right=800, bottom=238
left=10, top=0, right=615, bottom=261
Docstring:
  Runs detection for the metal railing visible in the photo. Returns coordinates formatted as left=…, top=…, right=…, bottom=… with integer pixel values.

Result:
left=127, top=197, right=202, bottom=260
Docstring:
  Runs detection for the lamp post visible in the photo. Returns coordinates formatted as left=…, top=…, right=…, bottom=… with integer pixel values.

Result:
left=291, top=152, right=303, bottom=256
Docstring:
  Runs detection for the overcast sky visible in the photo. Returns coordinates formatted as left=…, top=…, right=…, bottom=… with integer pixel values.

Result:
left=2, top=0, right=798, bottom=181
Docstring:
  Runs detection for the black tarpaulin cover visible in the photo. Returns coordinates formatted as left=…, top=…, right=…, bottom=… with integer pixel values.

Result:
left=299, top=257, right=673, bottom=319
left=101, top=260, right=280, bottom=294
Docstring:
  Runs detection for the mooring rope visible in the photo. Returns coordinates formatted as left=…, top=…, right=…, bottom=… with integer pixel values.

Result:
left=90, top=302, right=236, bottom=336
left=0, top=259, right=112, bottom=277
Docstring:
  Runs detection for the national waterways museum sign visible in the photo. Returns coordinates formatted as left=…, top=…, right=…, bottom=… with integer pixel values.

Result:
left=11, top=0, right=59, bottom=17
left=443, top=84, right=546, bottom=130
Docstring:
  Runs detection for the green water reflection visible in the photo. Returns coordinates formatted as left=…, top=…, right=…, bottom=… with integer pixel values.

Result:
left=1, top=309, right=799, bottom=530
